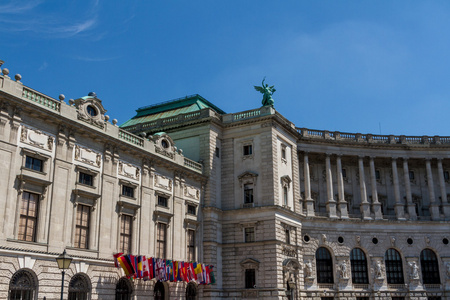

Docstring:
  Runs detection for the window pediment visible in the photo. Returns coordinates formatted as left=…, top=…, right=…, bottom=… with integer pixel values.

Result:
left=240, top=258, right=260, bottom=270
left=238, top=171, right=258, bottom=187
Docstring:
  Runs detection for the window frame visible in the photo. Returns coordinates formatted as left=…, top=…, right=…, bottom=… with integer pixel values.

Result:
left=385, top=248, right=405, bottom=284
left=244, top=227, right=255, bottom=243
left=187, top=204, right=197, bottom=216
left=420, top=248, right=440, bottom=284
left=245, top=269, right=256, bottom=289
left=187, top=229, right=196, bottom=261
left=316, top=247, right=334, bottom=284
left=18, top=191, right=40, bottom=242
left=350, top=248, right=369, bottom=284
left=74, top=204, right=91, bottom=249
left=243, top=144, right=253, bottom=156
left=157, top=195, right=168, bottom=208
left=244, top=184, right=254, bottom=204
left=156, top=222, right=167, bottom=258
left=121, top=185, right=135, bottom=198
left=119, top=214, right=133, bottom=254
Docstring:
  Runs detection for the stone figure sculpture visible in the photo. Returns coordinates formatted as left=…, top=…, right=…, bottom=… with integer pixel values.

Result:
left=254, top=77, right=276, bottom=106
left=409, top=261, right=419, bottom=279
left=375, top=260, right=383, bottom=279
left=446, top=262, right=450, bottom=278
left=305, top=260, right=313, bottom=278
left=339, top=260, right=349, bottom=279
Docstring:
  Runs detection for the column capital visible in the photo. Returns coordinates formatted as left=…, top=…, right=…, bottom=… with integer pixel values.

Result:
left=402, top=157, right=409, bottom=161
left=369, top=156, right=376, bottom=160
left=391, top=157, right=398, bottom=161
left=358, top=155, right=365, bottom=160
left=437, top=158, right=443, bottom=163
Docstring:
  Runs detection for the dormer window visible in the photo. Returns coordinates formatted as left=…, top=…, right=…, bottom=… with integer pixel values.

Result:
left=86, top=105, right=97, bottom=117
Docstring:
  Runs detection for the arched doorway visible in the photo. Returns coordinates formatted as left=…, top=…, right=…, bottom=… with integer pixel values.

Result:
left=186, top=282, right=197, bottom=300
left=154, top=281, right=165, bottom=300
left=115, top=277, right=132, bottom=300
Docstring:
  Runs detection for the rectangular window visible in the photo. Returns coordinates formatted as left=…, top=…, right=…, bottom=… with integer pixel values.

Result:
left=245, top=269, right=256, bottom=288
left=157, top=195, right=168, bottom=207
left=122, top=185, right=134, bottom=198
left=156, top=223, right=166, bottom=258
left=25, top=156, right=43, bottom=172
left=342, top=168, right=347, bottom=178
left=285, top=229, right=290, bottom=244
left=215, top=147, right=220, bottom=158
left=409, top=171, right=415, bottom=180
left=244, top=227, right=255, bottom=243
left=187, top=230, right=195, bottom=261
left=375, top=170, right=381, bottom=180
left=79, top=172, right=93, bottom=186
left=244, top=184, right=253, bottom=204
left=75, top=204, right=90, bottom=249
left=243, top=145, right=252, bottom=156
left=187, top=204, right=196, bottom=215
left=119, top=214, right=132, bottom=253
left=18, top=191, right=39, bottom=242
left=283, top=186, right=288, bottom=206
left=281, top=147, right=286, bottom=160
left=444, top=171, right=449, bottom=181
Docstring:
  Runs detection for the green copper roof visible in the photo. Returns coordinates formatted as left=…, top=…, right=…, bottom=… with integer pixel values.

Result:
left=120, top=94, right=225, bottom=128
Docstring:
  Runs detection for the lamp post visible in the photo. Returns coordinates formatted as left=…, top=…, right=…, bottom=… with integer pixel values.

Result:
left=56, top=249, right=72, bottom=300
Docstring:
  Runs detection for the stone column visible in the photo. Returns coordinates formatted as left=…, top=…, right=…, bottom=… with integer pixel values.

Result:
left=437, top=159, right=450, bottom=217
left=392, top=158, right=405, bottom=220
left=369, top=157, right=382, bottom=220
left=403, top=158, right=416, bottom=220
left=426, top=159, right=440, bottom=220
left=359, top=156, right=371, bottom=220
left=325, top=154, right=337, bottom=218
left=304, top=153, right=315, bottom=217
left=336, top=155, right=348, bottom=219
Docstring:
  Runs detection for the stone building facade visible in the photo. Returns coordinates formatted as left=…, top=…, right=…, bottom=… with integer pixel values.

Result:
left=0, top=63, right=449, bottom=299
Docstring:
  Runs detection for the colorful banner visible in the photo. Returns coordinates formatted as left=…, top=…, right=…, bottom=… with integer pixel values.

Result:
left=113, top=253, right=215, bottom=285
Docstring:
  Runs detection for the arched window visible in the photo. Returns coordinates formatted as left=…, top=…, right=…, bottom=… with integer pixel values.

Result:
left=420, top=249, right=440, bottom=284
left=68, top=273, right=91, bottom=300
left=350, top=248, right=369, bottom=284
left=384, top=249, right=404, bottom=284
left=316, top=247, right=333, bottom=283
left=186, top=282, right=197, bottom=300
left=115, top=277, right=132, bottom=300
left=8, top=269, right=37, bottom=300
left=154, top=281, right=165, bottom=300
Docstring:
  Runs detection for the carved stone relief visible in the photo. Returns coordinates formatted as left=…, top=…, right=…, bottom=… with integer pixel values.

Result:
left=118, top=161, right=140, bottom=181
left=154, top=173, right=173, bottom=192
left=74, top=145, right=102, bottom=167
left=20, top=125, right=54, bottom=152
left=184, top=184, right=200, bottom=200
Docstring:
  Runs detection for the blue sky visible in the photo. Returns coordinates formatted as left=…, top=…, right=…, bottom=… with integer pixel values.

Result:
left=1, top=1, right=450, bottom=136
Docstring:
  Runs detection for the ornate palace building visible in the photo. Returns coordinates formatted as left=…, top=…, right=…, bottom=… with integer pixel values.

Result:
left=0, top=62, right=449, bottom=299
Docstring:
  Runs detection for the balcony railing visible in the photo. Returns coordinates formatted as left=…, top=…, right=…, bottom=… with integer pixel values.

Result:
left=22, top=87, right=61, bottom=112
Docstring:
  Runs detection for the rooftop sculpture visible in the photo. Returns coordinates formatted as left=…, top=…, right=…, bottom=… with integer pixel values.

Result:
left=254, top=77, right=276, bottom=106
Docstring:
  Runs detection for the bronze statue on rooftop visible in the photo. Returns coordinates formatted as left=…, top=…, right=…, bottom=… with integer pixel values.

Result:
left=254, top=77, right=275, bottom=106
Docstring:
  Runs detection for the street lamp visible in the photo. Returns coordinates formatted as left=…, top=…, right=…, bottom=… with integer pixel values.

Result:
left=56, top=249, right=72, bottom=300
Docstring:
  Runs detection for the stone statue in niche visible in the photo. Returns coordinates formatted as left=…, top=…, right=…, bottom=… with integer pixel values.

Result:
left=339, top=260, right=349, bottom=279
left=375, top=260, right=384, bottom=279
left=409, top=261, right=419, bottom=280
left=304, top=260, right=313, bottom=279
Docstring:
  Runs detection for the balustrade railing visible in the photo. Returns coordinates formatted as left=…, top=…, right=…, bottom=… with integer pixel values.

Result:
left=22, top=87, right=60, bottom=112
left=184, top=158, right=203, bottom=172
left=297, top=127, right=450, bottom=145
left=118, top=129, right=144, bottom=147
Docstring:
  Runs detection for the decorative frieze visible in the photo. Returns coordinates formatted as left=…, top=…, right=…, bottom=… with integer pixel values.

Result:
left=74, top=145, right=102, bottom=168
left=20, top=125, right=54, bottom=152
left=184, top=184, right=200, bottom=201
left=118, top=161, right=140, bottom=181
left=154, top=173, right=173, bottom=192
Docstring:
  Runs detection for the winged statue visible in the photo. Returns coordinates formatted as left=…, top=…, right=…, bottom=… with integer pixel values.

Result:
left=254, top=77, right=276, bottom=106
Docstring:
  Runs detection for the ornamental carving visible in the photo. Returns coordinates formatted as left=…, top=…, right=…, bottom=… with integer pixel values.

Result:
left=282, top=245, right=297, bottom=257
left=154, top=174, right=172, bottom=192
left=374, top=259, right=384, bottom=280
left=74, top=145, right=102, bottom=167
left=20, top=125, right=54, bottom=152
left=118, top=161, right=140, bottom=181
left=338, top=259, right=349, bottom=280
left=184, top=184, right=200, bottom=200
left=409, top=261, right=419, bottom=280
left=304, top=260, right=314, bottom=279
